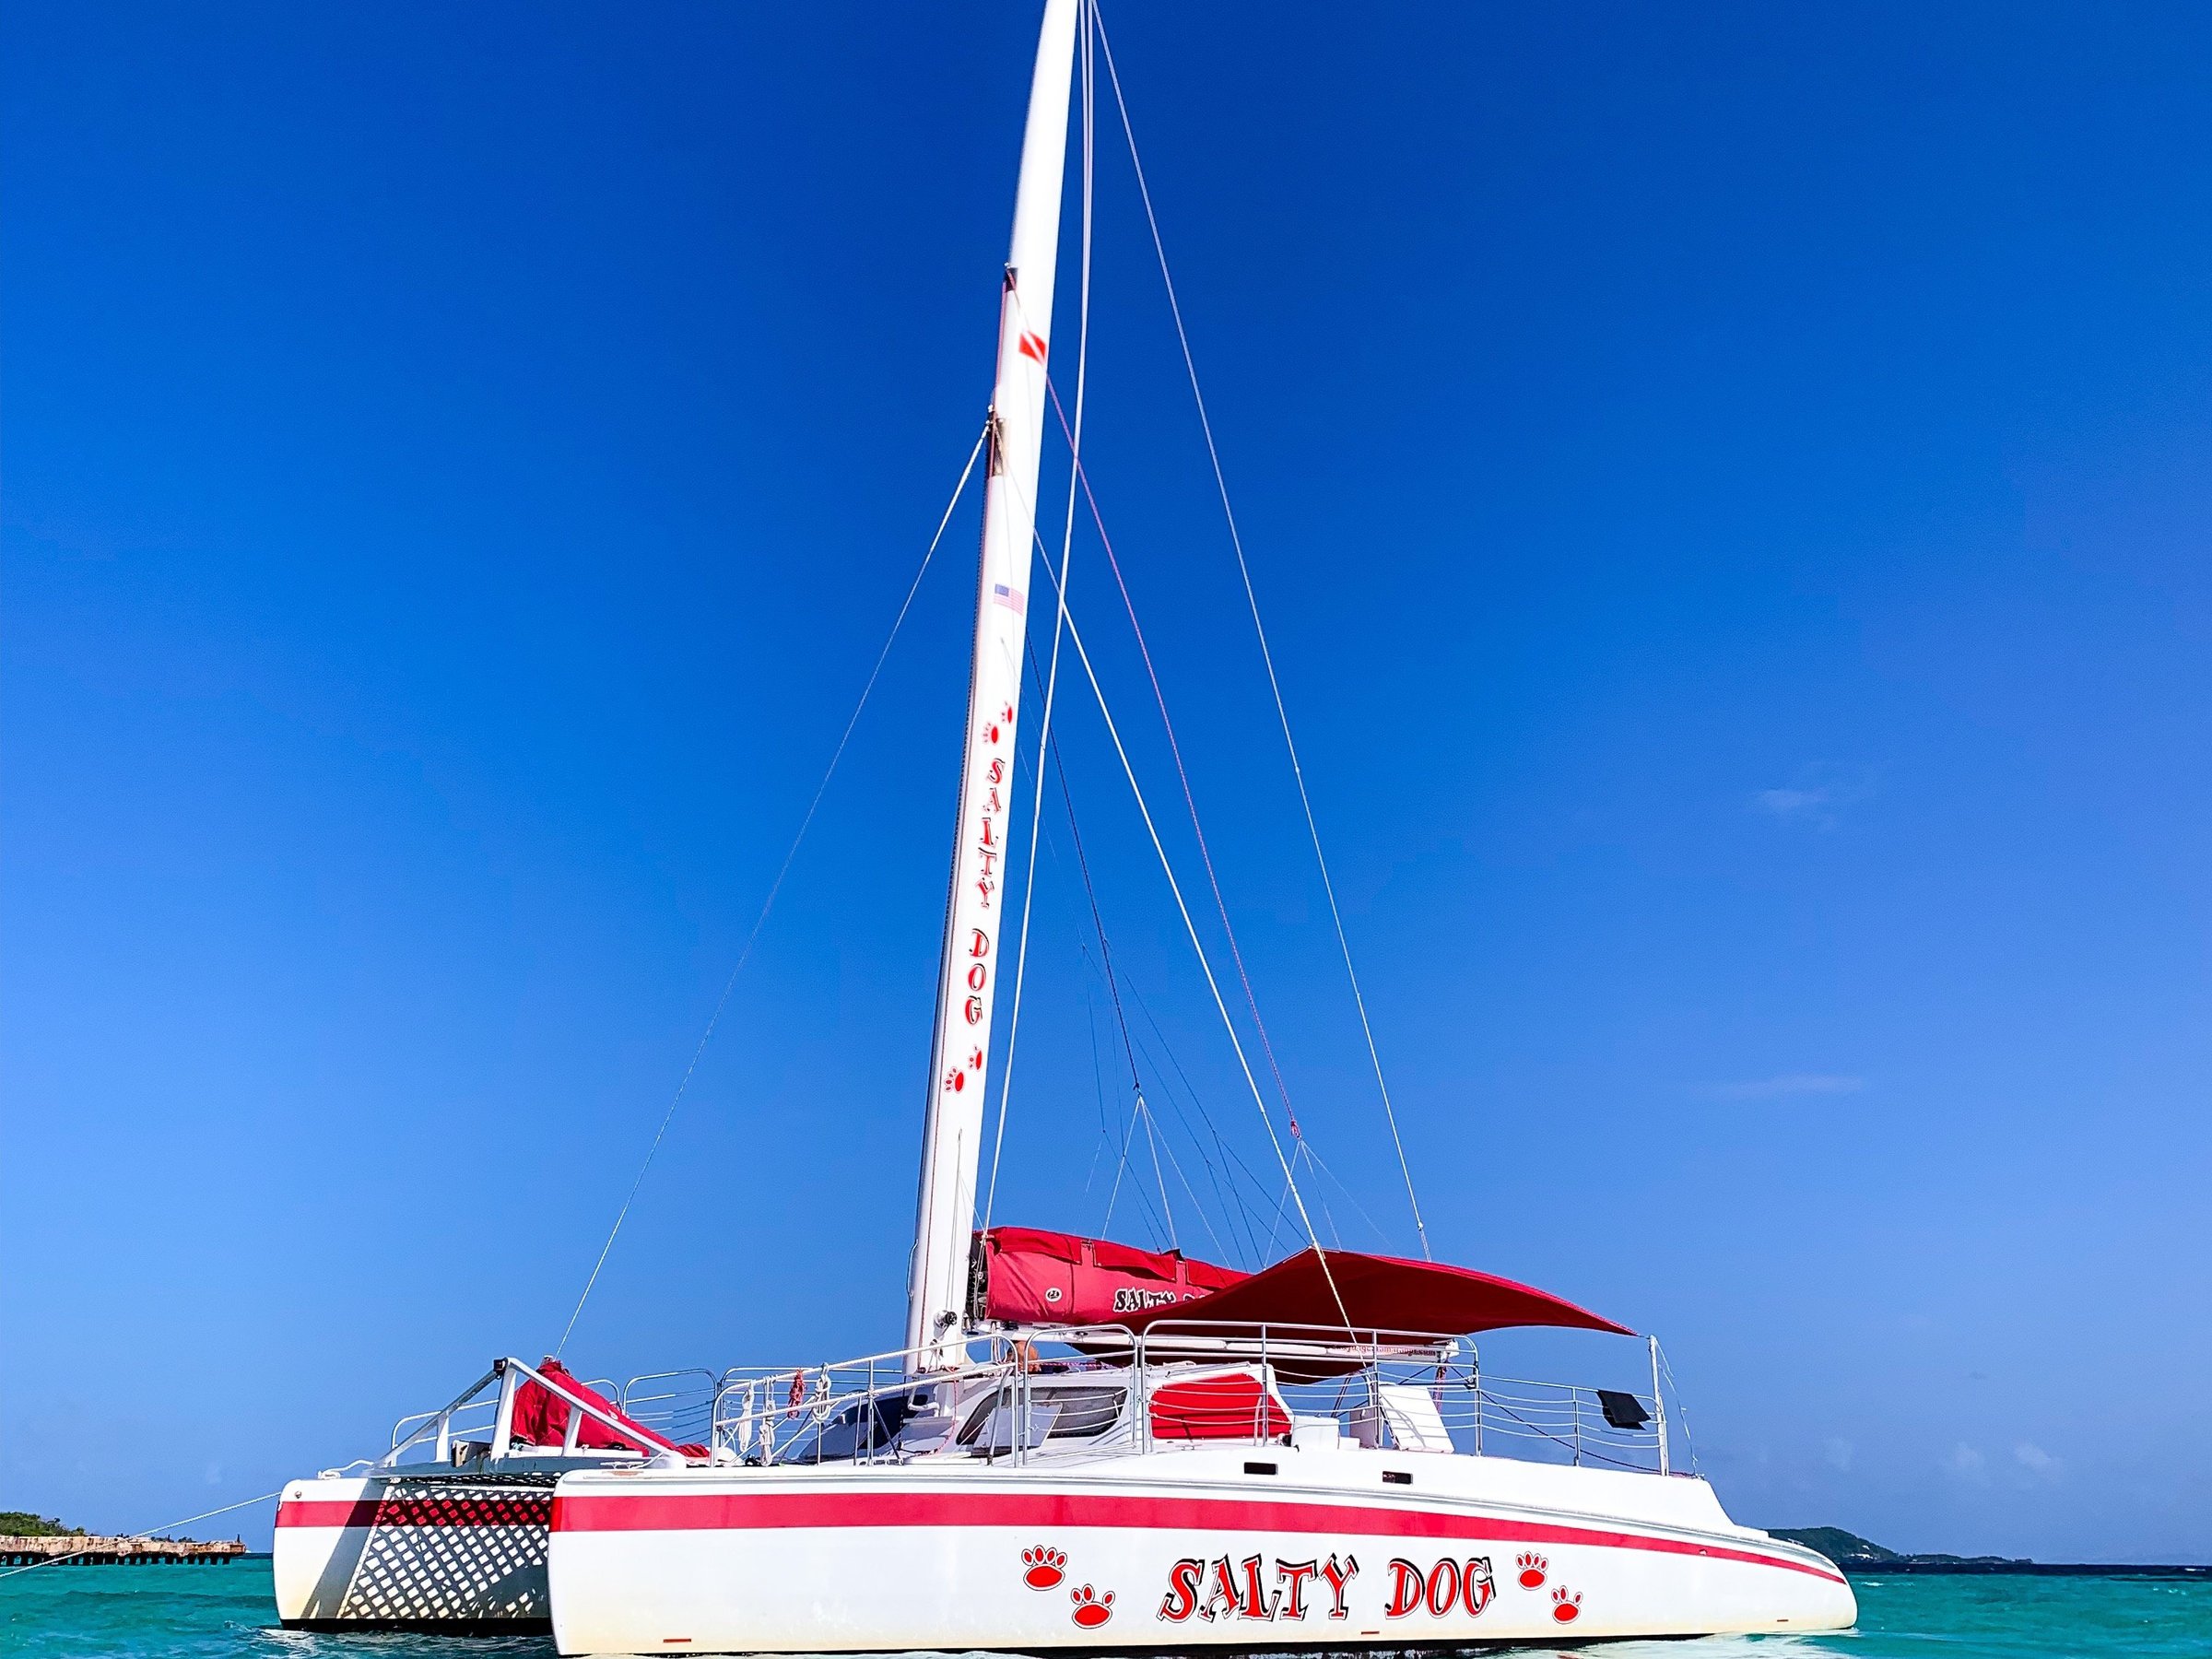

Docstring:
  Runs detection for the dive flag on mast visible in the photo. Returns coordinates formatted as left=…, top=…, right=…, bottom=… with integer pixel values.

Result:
left=992, top=583, right=1027, bottom=615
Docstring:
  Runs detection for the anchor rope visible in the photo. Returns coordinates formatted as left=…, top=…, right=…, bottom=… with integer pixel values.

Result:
left=0, top=1490, right=284, bottom=1581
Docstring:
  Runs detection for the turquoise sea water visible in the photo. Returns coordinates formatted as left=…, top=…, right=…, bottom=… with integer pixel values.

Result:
left=1, top=1563, right=2205, bottom=1658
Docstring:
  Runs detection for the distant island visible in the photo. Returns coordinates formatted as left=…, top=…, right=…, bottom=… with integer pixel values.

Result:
left=1769, top=1526, right=2030, bottom=1568
left=1771, top=1527, right=2207, bottom=1578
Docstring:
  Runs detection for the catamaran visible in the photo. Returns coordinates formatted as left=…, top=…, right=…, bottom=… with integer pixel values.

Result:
left=276, top=2, right=1857, bottom=1649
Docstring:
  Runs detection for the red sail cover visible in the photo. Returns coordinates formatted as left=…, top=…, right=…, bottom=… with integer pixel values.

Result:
left=978, top=1227, right=1248, bottom=1326
left=1119, top=1247, right=1633, bottom=1341
left=511, top=1358, right=705, bottom=1457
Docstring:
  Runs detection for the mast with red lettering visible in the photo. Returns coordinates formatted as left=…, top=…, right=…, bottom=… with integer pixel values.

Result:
left=905, top=0, right=1079, bottom=1371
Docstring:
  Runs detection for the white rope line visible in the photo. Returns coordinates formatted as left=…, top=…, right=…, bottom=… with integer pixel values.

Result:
left=556, top=424, right=990, bottom=1356
left=983, top=0, right=1095, bottom=1239
left=0, top=1489, right=283, bottom=1580
left=1096, top=13, right=1430, bottom=1259
left=1028, top=549, right=1347, bottom=1331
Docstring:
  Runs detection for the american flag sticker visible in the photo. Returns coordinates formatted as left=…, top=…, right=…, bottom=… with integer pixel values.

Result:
left=992, top=583, right=1026, bottom=615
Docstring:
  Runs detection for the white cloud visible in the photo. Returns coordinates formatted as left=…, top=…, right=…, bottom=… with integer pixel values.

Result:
left=1700, top=1074, right=1865, bottom=1100
left=1756, top=785, right=1831, bottom=818
left=2014, top=1442, right=2061, bottom=1481
left=1751, top=765, right=1876, bottom=829
left=1943, top=1442, right=1989, bottom=1483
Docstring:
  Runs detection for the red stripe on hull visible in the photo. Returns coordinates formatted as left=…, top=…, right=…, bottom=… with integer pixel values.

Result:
left=548, top=1490, right=1841, bottom=1584
left=277, top=1497, right=552, bottom=1530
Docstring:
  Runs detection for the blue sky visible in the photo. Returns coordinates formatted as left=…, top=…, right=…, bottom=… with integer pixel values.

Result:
left=5, top=2, right=2209, bottom=1560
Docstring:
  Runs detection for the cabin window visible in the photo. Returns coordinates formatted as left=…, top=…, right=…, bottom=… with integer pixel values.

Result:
left=1042, top=1386, right=1127, bottom=1439
left=959, top=1385, right=1128, bottom=1448
left=778, top=1393, right=916, bottom=1464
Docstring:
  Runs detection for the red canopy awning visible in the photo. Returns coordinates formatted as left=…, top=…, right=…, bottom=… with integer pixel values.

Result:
left=981, top=1228, right=1630, bottom=1349
left=1118, top=1246, right=1632, bottom=1342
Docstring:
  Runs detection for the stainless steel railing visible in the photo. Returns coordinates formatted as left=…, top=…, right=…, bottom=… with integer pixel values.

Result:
left=372, top=1324, right=1681, bottom=1477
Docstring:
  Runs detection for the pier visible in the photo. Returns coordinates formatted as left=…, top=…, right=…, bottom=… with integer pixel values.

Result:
left=0, top=1535, right=247, bottom=1567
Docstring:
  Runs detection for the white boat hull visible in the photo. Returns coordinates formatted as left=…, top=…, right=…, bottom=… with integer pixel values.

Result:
left=547, top=1445, right=1853, bottom=1654
left=273, top=1473, right=556, bottom=1632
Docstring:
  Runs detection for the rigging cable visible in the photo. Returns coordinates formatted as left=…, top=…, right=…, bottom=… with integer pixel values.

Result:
left=1296, top=1134, right=1400, bottom=1252
left=1017, top=624, right=1222, bottom=1256
left=1047, top=385, right=1303, bottom=1142
left=1088, top=952, right=1252, bottom=1265
left=1095, top=11, right=1430, bottom=1259
left=1065, top=907, right=1285, bottom=1269
left=998, top=671, right=1192, bottom=1263
left=1143, top=1093, right=1232, bottom=1261
left=554, top=423, right=991, bottom=1357
left=1657, top=1342, right=1702, bottom=1474
left=1110, top=962, right=1272, bottom=1265
left=1045, top=391, right=1364, bottom=1288
left=1022, top=537, right=1352, bottom=1337
left=1083, top=989, right=1112, bottom=1191
left=1100, top=1059, right=1171, bottom=1248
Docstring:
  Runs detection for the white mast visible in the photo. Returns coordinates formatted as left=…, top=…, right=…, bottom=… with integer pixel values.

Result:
left=907, top=0, right=1080, bottom=1371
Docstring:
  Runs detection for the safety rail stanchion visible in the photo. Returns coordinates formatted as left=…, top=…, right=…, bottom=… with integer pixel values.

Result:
left=712, top=1371, right=743, bottom=1462
left=1472, top=1349, right=1483, bottom=1456
left=489, top=1360, right=521, bottom=1460
left=1259, top=1324, right=1270, bottom=1442
left=1138, top=1329, right=1152, bottom=1453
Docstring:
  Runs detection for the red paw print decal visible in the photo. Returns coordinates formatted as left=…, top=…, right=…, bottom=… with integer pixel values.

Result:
left=1021, top=1547, right=1066, bottom=1591
left=1515, top=1551, right=1547, bottom=1589
left=1069, top=1584, right=1114, bottom=1629
left=1551, top=1585, right=1582, bottom=1624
